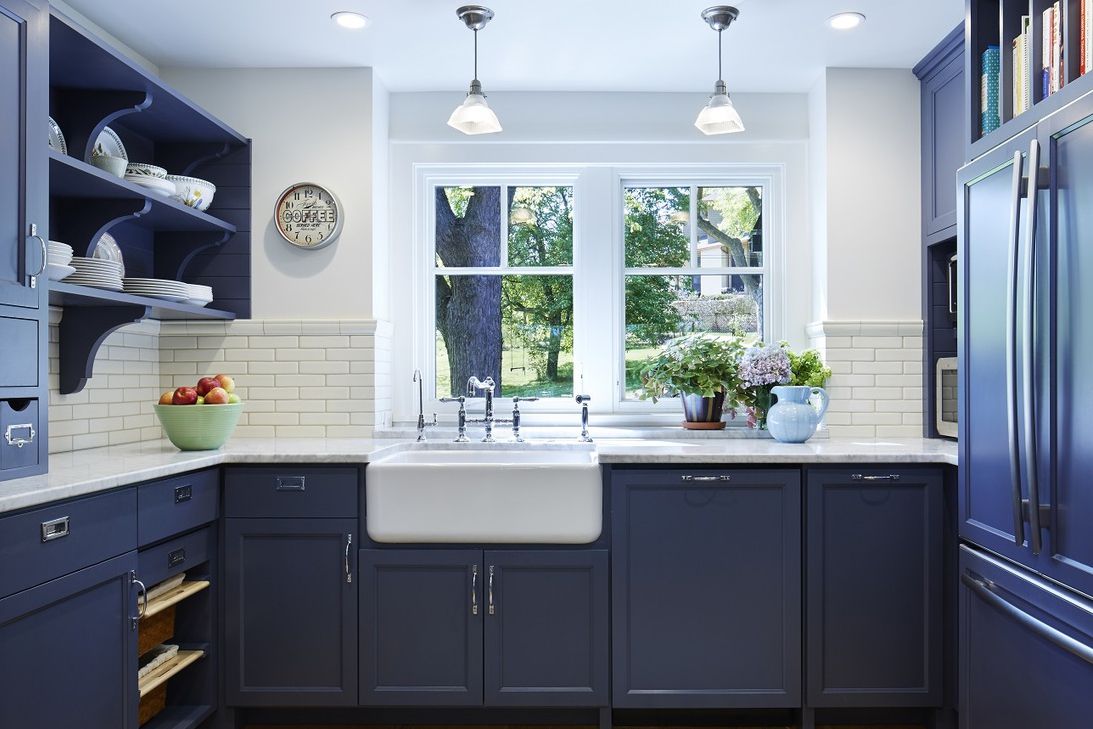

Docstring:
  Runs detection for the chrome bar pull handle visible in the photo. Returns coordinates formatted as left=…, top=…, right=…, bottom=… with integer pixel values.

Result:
left=488, top=565, right=495, bottom=615
left=1006, top=148, right=1026, bottom=548
left=681, top=474, right=730, bottom=482
left=1022, top=138, right=1044, bottom=555
left=850, top=474, right=902, bottom=482
left=471, top=564, right=479, bottom=615
left=131, top=574, right=148, bottom=629
left=344, top=533, right=353, bottom=583
left=28, top=223, right=47, bottom=288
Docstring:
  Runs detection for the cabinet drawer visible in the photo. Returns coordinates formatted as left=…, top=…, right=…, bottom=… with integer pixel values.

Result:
left=138, top=525, right=213, bottom=587
left=137, top=469, right=218, bottom=547
left=0, top=316, right=38, bottom=388
left=0, top=488, right=137, bottom=599
left=0, top=399, right=39, bottom=472
left=224, top=466, right=358, bottom=518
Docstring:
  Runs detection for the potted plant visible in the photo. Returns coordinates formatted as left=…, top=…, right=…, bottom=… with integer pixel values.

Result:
left=638, top=334, right=744, bottom=429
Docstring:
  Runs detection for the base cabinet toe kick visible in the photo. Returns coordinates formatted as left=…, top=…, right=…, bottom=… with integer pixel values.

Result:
left=0, top=461, right=953, bottom=728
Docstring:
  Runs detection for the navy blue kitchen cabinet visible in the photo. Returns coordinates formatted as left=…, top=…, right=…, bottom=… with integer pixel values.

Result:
left=915, top=26, right=965, bottom=240
left=959, top=546, right=1093, bottom=728
left=0, top=0, right=47, bottom=311
left=360, top=548, right=609, bottom=708
left=610, top=468, right=801, bottom=708
left=359, top=549, right=483, bottom=706
left=0, top=0, right=48, bottom=481
left=805, top=467, right=944, bottom=707
left=0, top=551, right=139, bottom=729
left=484, top=550, right=608, bottom=707
left=224, top=517, right=358, bottom=706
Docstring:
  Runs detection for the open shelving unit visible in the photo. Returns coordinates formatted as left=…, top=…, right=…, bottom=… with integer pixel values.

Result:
left=47, top=8, right=252, bottom=395
left=139, top=649, right=207, bottom=698
left=968, top=0, right=1093, bottom=156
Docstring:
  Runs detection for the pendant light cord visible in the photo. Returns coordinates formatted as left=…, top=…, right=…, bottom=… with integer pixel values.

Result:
left=474, top=29, right=479, bottom=82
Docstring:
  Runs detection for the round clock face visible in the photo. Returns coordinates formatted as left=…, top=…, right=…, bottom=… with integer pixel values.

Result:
left=275, top=183, right=342, bottom=249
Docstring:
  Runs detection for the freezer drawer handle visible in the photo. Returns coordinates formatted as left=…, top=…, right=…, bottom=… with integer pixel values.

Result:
left=962, top=573, right=1093, bottom=666
left=5, top=423, right=35, bottom=448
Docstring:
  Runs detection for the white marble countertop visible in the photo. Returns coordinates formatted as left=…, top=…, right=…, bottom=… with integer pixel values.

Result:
left=0, top=435, right=956, bottom=515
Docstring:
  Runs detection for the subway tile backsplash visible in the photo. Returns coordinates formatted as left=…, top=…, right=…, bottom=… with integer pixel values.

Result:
left=48, top=308, right=392, bottom=454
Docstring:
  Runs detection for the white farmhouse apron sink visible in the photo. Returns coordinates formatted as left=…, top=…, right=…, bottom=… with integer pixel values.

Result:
left=365, top=447, right=602, bottom=544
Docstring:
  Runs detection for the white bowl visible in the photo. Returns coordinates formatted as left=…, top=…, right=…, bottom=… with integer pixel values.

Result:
left=165, top=175, right=216, bottom=212
left=125, top=162, right=167, bottom=179
left=90, top=153, right=127, bottom=178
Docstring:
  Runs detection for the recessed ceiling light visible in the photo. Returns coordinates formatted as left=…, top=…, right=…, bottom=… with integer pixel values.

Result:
left=827, top=12, right=866, bottom=30
left=331, top=11, right=369, bottom=29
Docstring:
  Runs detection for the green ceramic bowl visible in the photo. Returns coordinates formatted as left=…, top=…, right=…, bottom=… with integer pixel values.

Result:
left=154, top=402, right=243, bottom=451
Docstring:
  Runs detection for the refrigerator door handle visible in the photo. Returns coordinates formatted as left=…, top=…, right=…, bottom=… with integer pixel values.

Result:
left=962, top=572, right=1093, bottom=666
left=1006, top=149, right=1026, bottom=548
left=1022, top=138, right=1044, bottom=555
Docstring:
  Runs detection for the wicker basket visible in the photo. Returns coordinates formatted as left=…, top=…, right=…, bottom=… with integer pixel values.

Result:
left=138, top=683, right=167, bottom=726
left=138, top=605, right=175, bottom=657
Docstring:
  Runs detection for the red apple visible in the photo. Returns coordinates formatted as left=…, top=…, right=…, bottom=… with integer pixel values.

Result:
left=195, top=376, right=221, bottom=397
left=204, top=387, right=229, bottom=405
left=172, top=386, right=198, bottom=405
left=158, top=391, right=174, bottom=405
left=214, top=373, right=235, bottom=393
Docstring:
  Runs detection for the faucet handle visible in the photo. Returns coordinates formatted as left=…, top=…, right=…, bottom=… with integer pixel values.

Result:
left=440, top=396, right=466, bottom=404
left=512, top=396, right=539, bottom=404
left=576, top=394, right=591, bottom=404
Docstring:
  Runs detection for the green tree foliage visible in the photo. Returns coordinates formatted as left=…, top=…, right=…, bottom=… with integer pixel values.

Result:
left=624, top=187, right=690, bottom=347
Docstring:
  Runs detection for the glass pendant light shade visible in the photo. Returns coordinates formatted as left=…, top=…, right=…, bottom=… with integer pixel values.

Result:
left=448, top=80, right=503, bottom=135
left=695, top=81, right=745, bottom=135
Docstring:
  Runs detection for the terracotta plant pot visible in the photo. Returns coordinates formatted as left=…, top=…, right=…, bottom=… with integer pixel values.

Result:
left=680, top=391, right=726, bottom=430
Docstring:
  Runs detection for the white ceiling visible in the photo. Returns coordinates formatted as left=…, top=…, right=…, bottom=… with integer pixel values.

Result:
left=64, top=0, right=963, bottom=93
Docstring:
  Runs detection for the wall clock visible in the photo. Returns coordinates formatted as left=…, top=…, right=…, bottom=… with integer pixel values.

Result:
left=275, top=182, right=343, bottom=250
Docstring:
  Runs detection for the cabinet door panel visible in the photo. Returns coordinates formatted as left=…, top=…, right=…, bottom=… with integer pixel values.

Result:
left=0, top=0, right=46, bottom=309
left=923, top=49, right=965, bottom=235
left=359, top=549, right=483, bottom=706
left=806, top=468, right=944, bottom=706
left=484, top=550, right=608, bottom=707
left=612, top=468, right=801, bottom=708
left=0, top=551, right=138, bottom=729
left=224, top=518, right=357, bottom=706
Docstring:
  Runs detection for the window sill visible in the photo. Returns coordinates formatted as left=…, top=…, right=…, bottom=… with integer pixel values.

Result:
left=376, top=423, right=831, bottom=441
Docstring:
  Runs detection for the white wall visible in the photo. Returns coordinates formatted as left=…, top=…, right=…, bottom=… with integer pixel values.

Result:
left=160, top=68, right=377, bottom=320
left=810, top=68, right=922, bottom=322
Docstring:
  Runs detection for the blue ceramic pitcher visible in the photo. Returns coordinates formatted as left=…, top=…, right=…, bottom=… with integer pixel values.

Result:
left=767, top=385, right=829, bottom=443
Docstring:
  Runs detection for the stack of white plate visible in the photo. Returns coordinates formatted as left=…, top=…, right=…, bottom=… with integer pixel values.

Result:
left=69, top=257, right=123, bottom=291
left=184, top=283, right=214, bottom=307
left=47, top=241, right=75, bottom=281
left=122, top=278, right=192, bottom=302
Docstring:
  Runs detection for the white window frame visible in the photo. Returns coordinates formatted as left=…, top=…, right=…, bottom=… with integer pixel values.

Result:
left=412, top=163, right=786, bottom=423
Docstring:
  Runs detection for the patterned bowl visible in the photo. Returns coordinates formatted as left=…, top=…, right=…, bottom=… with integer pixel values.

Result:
left=154, top=402, right=242, bottom=451
left=125, top=162, right=167, bottom=179
left=165, top=175, right=216, bottom=212
left=90, top=153, right=127, bottom=178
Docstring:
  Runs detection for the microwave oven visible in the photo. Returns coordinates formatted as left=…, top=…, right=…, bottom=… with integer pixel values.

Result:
left=935, top=357, right=957, bottom=438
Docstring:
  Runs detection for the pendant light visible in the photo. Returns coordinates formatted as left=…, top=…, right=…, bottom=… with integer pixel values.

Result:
left=448, top=5, right=502, bottom=135
left=694, top=6, right=745, bottom=135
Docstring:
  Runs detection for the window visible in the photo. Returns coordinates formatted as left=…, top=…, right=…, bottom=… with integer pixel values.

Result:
left=622, top=184, right=766, bottom=399
left=433, top=184, right=575, bottom=398
left=416, top=166, right=781, bottom=417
